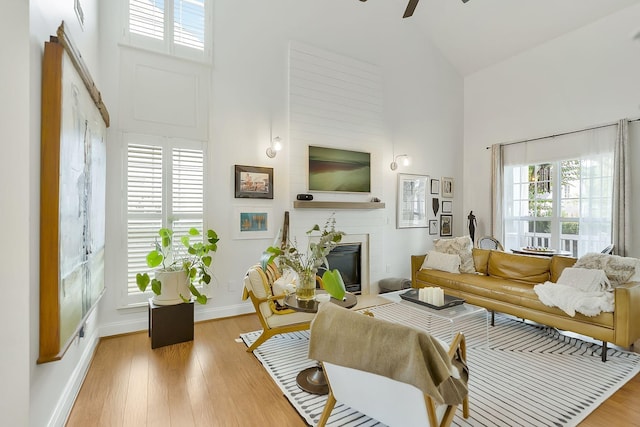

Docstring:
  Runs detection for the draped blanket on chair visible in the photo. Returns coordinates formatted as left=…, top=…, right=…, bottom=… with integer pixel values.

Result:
left=308, top=302, right=468, bottom=405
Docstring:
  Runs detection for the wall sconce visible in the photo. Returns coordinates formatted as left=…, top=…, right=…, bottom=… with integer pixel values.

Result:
left=390, top=154, right=410, bottom=170
left=266, top=136, right=283, bottom=158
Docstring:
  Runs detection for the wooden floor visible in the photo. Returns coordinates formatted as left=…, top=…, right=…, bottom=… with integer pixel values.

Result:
left=67, top=313, right=640, bottom=426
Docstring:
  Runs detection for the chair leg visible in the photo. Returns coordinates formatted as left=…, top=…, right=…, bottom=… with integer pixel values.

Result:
left=462, top=396, right=469, bottom=418
left=316, top=391, right=336, bottom=427
left=246, top=330, right=272, bottom=353
left=602, top=341, right=608, bottom=362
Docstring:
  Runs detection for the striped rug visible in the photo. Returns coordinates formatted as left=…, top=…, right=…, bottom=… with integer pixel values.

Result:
left=240, top=302, right=640, bottom=427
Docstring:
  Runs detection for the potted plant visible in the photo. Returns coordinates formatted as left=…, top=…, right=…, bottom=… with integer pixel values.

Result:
left=136, top=227, right=219, bottom=305
left=261, top=215, right=347, bottom=301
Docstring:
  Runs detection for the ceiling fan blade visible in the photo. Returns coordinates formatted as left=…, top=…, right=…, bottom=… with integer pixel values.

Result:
left=403, top=0, right=419, bottom=18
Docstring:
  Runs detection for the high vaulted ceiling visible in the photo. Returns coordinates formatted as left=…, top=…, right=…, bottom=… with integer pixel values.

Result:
left=405, top=0, right=640, bottom=76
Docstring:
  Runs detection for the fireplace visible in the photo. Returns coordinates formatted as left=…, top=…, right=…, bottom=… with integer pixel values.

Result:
left=318, top=243, right=362, bottom=293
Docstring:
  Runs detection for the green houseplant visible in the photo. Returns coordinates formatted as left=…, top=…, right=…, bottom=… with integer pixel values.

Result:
left=261, top=215, right=347, bottom=301
left=136, top=227, right=219, bottom=305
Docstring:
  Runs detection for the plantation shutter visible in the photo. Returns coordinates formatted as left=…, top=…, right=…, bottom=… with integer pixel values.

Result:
left=126, top=139, right=205, bottom=298
left=174, top=0, right=206, bottom=51
left=127, top=144, right=164, bottom=296
left=129, top=0, right=165, bottom=41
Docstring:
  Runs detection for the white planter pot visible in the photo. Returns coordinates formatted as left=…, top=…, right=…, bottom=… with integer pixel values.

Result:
left=152, top=269, right=191, bottom=306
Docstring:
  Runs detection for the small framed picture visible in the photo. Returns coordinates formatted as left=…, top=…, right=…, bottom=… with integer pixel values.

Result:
left=429, top=220, right=438, bottom=235
left=440, top=214, right=453, bottom=237
left=235, top=165, right=273, bottom=199
left=442, top=200, right=452, bottom=213
left=441, top=177, right=454, bottom=198
left=430, top=179, right=439, bottom=195
left=233, top=207, right=273, bottom=239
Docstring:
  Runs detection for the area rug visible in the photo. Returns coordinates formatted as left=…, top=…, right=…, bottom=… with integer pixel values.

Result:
left=241, top=302, right=640, bottom=427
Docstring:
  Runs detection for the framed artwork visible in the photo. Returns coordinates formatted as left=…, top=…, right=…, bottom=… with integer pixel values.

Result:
left=442, top=200, right=452, bottom=213
left=308, top=145, right=371, bottom=193
left=233, top=207, right=273, bottom=239
left=235, top=165, right=274, bottom=199
left=441, top=177, right=454, bottom=198
left=440, top=215, right=453, bottom=237
left=429, top=220, right=438, bottom=235
left=396, top=173, right=429, bottom=228
left=39, top=23, right=109, bottom=363
left=430, top=179, right=439, bottom=195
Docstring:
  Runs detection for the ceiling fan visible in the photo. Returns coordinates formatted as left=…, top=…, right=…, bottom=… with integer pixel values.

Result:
left=359, top=0, right=470, bottom=19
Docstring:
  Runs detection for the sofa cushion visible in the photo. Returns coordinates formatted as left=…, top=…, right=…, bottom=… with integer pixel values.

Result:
left=434, top=236, right=476, bottom=274
left=472, top=248, right=491, bottom=275
left=574, top=253, right=637, bottom=287
left=422, top=251, right=461, bottom=274
left=487, top=251, right=551, bottom=285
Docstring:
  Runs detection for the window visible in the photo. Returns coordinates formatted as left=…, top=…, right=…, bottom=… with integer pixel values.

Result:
left=499, top=126, right=616, bottom=257
left=126, top=0, right=210, bottom=60
left=125, top=134, right=205, bottom=304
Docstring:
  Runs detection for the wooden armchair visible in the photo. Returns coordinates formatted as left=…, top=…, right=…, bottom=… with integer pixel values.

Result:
left=241, top=263, right=315, bottom=353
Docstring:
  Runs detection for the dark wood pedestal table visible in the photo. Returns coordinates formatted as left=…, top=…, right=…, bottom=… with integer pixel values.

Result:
left=284, top=290, right=358, bottom=395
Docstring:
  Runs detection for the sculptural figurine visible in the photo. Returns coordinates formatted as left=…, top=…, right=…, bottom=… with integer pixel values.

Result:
left=468, top=211, right=477, bottom=243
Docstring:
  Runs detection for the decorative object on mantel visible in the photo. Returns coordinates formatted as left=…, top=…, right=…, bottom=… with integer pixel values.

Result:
left=261, top=215, right=345, bottom=301
left=297, top=194, right=313, bottom=201
left=235, top=165, right=273, bottom=199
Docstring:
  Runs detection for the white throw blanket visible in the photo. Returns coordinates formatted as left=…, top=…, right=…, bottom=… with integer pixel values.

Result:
left=534, top=267, right=614, bottom=317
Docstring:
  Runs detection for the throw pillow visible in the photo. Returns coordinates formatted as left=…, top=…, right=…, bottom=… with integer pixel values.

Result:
left=574, top=253, right=636, bottom=287
left=556, top=267, right=611, bottom=292
left=434, top=235, right=476, bottom=274
left=421, top=250, right=461, bottom=274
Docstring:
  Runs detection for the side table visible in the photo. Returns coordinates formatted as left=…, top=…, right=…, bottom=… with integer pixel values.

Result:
left=284, top=290, right=358, bottom=394
left=148, top=298, right=194, bottom=349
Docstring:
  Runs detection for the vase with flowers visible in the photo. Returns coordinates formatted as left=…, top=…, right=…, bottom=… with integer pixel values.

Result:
left=261, top=215, right=345, bottom=301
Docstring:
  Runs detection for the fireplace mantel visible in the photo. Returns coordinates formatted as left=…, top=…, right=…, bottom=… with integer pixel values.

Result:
left=293, top=201, right=385, bottom=210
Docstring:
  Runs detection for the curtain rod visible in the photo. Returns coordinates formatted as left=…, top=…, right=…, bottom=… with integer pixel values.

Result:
left=485, top=117, right=640, bottom=150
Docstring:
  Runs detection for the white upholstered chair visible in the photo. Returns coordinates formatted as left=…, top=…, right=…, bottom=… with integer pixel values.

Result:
left=311, top=304, right=469, bottom=427
left=242, top=263, right=315, bottom=352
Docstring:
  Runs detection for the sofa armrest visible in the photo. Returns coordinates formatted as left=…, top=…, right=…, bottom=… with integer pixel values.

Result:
left=614, top=281, right=640, bottom=346
left=411, top=255, right=426, bottom=287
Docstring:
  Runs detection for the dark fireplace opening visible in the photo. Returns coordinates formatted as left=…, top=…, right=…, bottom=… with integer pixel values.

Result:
left=317, top=243, right=361, bottom=293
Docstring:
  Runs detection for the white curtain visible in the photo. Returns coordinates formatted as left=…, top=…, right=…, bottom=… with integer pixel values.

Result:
left=612, top=119, right=630, bottom=256
left=490, top=144, right=504, bottom=242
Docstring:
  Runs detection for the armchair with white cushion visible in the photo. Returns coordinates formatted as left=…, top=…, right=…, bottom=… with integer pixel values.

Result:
left=242, top=263, right=315, bottom=352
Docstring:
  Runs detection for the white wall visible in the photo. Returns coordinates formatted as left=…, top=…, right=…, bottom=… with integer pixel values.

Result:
left=463, top=4, right=640, bottom=256
left=27, top=1, right=104, bottom=426
left=1, top=2, right=30, bottom=425
left=98, top=0, right=464, bottom=334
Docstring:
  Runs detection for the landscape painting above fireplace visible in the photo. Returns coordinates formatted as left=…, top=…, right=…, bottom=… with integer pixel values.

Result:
left=308, top=146, right=371, bottom=193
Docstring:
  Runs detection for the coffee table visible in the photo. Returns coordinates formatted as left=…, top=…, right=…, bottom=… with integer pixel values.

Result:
left=381, top=290, right=489, bottom=346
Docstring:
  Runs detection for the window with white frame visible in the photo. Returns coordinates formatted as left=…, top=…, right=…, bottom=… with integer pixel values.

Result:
left=125, top=134, right=205, bottom=304
left=126, top=0, right=211, bottom=61
left=500, top=126, right=616, bottom=257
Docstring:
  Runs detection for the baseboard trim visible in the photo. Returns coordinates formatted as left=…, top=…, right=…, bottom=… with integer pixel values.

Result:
left=48, top=325, right=100, bottom=427
left=99, top=302, right=254, bottom=337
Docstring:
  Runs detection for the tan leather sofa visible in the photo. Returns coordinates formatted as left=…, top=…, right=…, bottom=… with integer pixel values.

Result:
left=411, top=249, right=640, bottom=360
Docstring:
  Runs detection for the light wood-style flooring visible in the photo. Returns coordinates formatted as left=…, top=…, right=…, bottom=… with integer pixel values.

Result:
left=67, top=313, right=640, bottom=426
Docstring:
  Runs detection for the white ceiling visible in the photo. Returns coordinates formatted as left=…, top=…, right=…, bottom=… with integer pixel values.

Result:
left=406, top=0, right=640, bottom=76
